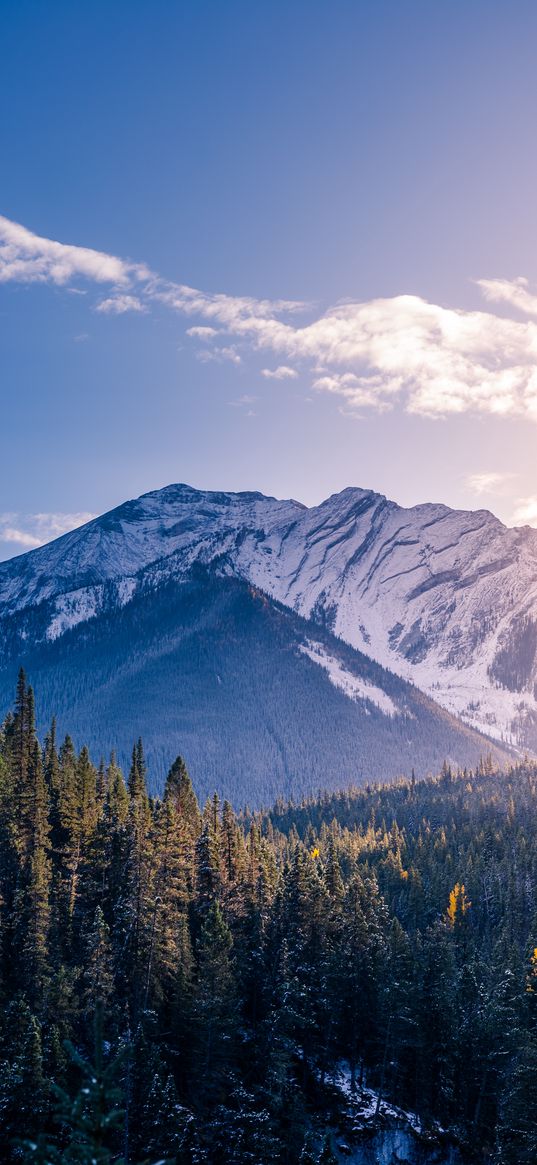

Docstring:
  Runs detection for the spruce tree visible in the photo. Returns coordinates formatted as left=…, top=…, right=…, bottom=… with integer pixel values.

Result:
left=15, top=740, right=52, bottom=1007
left=191, top=900, right=236, bottom=1106
left=50, top=1004, right=125, bottom=1164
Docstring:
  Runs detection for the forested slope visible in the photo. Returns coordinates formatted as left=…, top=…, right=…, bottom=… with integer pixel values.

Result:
left=1, top=676, right=536, bottom=1162
left=0, top=568, right=511, bottom=802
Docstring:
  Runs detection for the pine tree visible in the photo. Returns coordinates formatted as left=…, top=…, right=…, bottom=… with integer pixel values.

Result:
left=324, top=836, right=344, bottom=902
left=221, top=799, right=245, bottom=888
left=77, top=746, right=99, bottom=842
left=127, top=739, right=149, bottom=809
left=56, top=735, right=83, bottom=933
left=106, top=755, right=129, bottom=828
left=165, top=755, right=200, bottom=829
left=170, top=914, right=196, bottom=1085
left=82, top=906, right=114, bottom=1014
left=138, top=1068, right=192, bottom=1160
left=496, top=1033, right=537, bottom=1163
left=48, top=1004, right=125, bottom=1164
left=44, top=719, right=61, bottom=832
left=191, top=900, right=236, bottom=1106
left=114, top=741, right=152, bottom=1011
left=0, top=996, right=48, bottom=1152
left=15, top=740, right=52, bottom=1007
left=195, top=820, right=221, bottom=906
left=4, top=671, right=38, bottom=859
left=144, top=785, right=195, bottom=1011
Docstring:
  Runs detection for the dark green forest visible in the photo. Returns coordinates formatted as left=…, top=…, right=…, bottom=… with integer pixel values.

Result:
left=2, top=672, right=537, bottom=1163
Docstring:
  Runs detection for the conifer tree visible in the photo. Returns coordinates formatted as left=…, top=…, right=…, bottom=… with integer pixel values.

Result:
left=0, top=996, right=48, bottom=1151
left=77, top=746, right=99, bottom=842
left=195, top=819, right=221, bottom=906
left=56, top=735, right=83, bottom=932
left=115, top=740, right=152, bottom=1010
left=191, top=900, right=236, bottom=1105
left=138, top=1068, right=191, bottom=1161
left=106, top=754, right=129, bottom=827
left=496, top=1033, right=537, bottom=1163
left=82, top=906, right=114, bottom=1015
left=15, top=740, right=52, bottom=1006
left=165, top=754, right=200, bottom=827
left=47, top=1003, right=125, bottom=1164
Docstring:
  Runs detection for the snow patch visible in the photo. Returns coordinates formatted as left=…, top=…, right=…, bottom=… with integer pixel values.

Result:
left=331, top=1062, right=445, bottom=1137
left=47, top=586, right=103, bottom=640
left=116, top=577, right=137, bottom=606
left=334, top=1064, right=423, bottom=1131
left=299, top=639, right=398, bottom=717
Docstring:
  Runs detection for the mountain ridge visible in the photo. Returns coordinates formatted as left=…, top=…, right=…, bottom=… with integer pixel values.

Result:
left=1, top=481, right=536, bottom=754
left=0, top=565, right=511, bottom=801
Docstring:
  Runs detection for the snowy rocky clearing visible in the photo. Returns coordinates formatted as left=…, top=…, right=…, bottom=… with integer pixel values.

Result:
left=325, top=1064, right=466, bottom=1165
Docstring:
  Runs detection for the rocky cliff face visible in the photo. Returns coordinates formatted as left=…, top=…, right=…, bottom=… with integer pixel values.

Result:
left=337, top=1127, right=464, bottom=1164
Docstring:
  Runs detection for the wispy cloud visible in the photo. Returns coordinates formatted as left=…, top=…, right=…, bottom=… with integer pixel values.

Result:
left=0, top=215, right=150, bottom=286
left=95, top=294, right=146, bottom=314
left=0, top=527, right=42, bottom=549
left=197, top=345, right=242, bottom=365
left=228, top=394, right=258, bottom=416
left=7, top=213, right=537, bottom=424
left=261, top=365, right=298, bottom=380
left=228, top=394, right=257, bottom=406
left=465, top=471, right=516, bottom=496
left=511, top=497, right=537, bottom=527
left=476, top=276, right=537, bottom=318
left=0, top=511, right=96, bottom=551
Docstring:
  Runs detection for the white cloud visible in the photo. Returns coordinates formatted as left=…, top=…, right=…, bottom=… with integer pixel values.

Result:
left=274, top=295, right=537, bottom=420
left=168, top=287, right=537, bottom=422
left=0, top=511, right=96, bottom=551
left=186, top=325, right=220, bottom=339
left=312, top=372, right=395, bottom=413
left=8, top=213, right=537, bottom=424
left=177, top=289, right=537, bottom=422
left=465, top=471, right=516, bottom=496
left=0, top=215, right=150, bottom=287
left=261, top=365, right=299, bottom=379
left=1, top=527, right=42, bottom=548
left=155, top=281, right=306, bottom=329
left=476, top=277, right=537, bottom=318
left=33, top=512, right=96, bottom=538
left=511, top=497, right=537, bottom=526
left=95, top=295, right=146, bottom=314
left=197, top=345, right=242, bottom=365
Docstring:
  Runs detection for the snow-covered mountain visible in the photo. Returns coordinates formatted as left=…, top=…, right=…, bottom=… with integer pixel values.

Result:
left=1, top=481, right=536, bottom=751
left=0, top=565, right=508, bottom=801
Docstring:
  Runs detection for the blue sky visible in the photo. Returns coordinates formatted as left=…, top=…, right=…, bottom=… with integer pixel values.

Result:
left=3, top=0, right=537, bottom=558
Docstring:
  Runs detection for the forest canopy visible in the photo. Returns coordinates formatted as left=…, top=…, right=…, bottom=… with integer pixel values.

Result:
left=0, top=672, right=536, bottom=1163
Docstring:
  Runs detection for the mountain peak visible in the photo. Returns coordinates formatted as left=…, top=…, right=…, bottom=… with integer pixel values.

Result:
left=2, top=480, right=537, bottom=756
